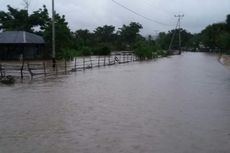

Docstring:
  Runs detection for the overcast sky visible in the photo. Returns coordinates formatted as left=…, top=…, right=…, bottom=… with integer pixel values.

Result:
left=1, top=0, right=230, bottom=35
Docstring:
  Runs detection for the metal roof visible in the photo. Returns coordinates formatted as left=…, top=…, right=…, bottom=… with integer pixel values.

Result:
left=0, top=31, right=45, bottom=44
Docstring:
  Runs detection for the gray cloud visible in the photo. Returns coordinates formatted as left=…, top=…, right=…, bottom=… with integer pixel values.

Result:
left=1, top=0, right=230, bottom=35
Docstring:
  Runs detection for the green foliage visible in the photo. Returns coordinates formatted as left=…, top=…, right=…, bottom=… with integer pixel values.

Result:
left=201, top=23, right=226, bottom=49
left=199, top=14, right=230, bottom=54
left=134, top=41, right=157, bottom=60
left=92, top=45, right=111, bottom=55
left=0, top=5, right=49, bottom=32
left=58, top=48, right=77, bottom=60
left=219, top=32, right=230, bottom=52
left=43, top=14, right=73, bottom=55
left=94, top=25, right=115, bottom=43
left=226, top=14, right=230, bottom=32
left=118, top=22, right=143, bottom=46
left=79, top=46, right=92, bottom=56
left=156, top=29, right=193, bottom=50
left=156, top=32, right=171, bottom=50
left=74, top=29, right=94, bottom=48
left=0, top=4, right=180, bottom=59
left=186, top=33, right=201, bottom=50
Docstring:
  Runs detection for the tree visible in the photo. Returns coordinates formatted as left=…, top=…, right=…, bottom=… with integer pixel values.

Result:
left=74, top=29, right=94, bottom=48
left=0, top=5, right=49, bottom=32
left=186, top=33, right=201, bottom=50
left=94, top=25, right=115, bottom=43
left=43, top=13, right=73, bottom=58
left=226, top=14, right=230, bottom=32
left=156, top=32, right=170, bottom=50
left=200, top=23, right=226, bottom=49
left=118, top=22, right=143, bottom=45
left=156, top=29, right=193, bottom=50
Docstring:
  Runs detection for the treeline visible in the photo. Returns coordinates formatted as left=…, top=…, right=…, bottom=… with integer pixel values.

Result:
left=199, top=15, right=230, bottom=54
left=0, top=5, right=165, bottom=60
left=156, top=15, right=230, bottom=54
left=0, top=4, right=230, bottom=60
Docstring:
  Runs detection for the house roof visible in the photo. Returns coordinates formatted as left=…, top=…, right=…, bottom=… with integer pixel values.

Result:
left=0, top=31, right=45, bottom=44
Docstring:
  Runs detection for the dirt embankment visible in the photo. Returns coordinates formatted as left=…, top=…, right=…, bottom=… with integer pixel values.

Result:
left=219, top=54, right=230, bottom=67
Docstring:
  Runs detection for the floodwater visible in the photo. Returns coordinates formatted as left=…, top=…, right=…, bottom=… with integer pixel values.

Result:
left=0, top=52, right=230, bottom=153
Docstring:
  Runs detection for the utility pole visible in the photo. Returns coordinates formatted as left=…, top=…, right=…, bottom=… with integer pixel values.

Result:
left=52, top=0, right=56, bottom=68
left=22, top=0, right=31, bottom=12
left=175, top=14, right=184, bottom=54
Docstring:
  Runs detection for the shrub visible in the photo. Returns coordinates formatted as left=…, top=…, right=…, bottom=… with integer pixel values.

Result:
left=134, top=41, right=157, bottom=60
left=92, top=45, right=111, bottom=55
left=80, top=46, right=92, bottom=56
left=58, top=48, right=77, bottom=60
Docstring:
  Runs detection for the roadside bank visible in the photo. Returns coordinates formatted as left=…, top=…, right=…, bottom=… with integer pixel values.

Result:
left=219, top=54, right=230, bottom=68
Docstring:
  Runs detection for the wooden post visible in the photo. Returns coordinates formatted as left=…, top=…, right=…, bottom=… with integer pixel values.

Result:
left=98, top=56, right=100, bottom=67
left=27, top=62, right=33, bottom=79
left=108, top=55, right=111, bottom=65
left=83, top=56, right=85, bottom=70
left=74, top=57, right=77, bottom=70
left=123, top=53, right=125, bottom=63
left=55, top=60, right=58, bottom=75
left=104, top=56, right=106, bottom=66
left=20, top=60, right=25, bottom=79
left=43, top=61, right=46, bottom=77
left=90, top=56, right=93, bottom=68
left=0, top=64, right=2, bottom=77
left=64, top=59, right=67, bottom=74
left=0, top=64, right=4, bottom=78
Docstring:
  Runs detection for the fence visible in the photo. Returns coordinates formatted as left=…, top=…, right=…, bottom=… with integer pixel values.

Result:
left=0, top=51, right=137, bottom=80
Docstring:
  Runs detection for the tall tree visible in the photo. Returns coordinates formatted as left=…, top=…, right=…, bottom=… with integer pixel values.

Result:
left=156, top=29, right=193, bottom=50
left=94, top=25, right=115, bottom=43
left=201, top=23, right=226, bottom=49
left=226, top=14, right=230, bottom=32
left=74, top=29, right=94, bottom=48
left=0, top=5, right=49, bottom=32
left=43, top=13, right=73, bottom=55
left=118, top=22, right=143, bottom=45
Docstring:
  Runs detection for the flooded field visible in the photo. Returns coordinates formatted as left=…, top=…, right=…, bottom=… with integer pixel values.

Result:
left=0, top=52, right=230, bottom=153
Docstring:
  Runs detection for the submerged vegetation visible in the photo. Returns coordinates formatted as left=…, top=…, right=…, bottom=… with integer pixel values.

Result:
left=0, top=75, right=15, bottom=85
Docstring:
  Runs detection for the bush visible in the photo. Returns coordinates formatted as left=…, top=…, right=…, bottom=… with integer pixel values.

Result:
left=134, top=41, right=157, bottom=60
left=58, top=48, right=77, bottom=60
left=80, top=46, right=92, bottom=56
left=92, top=45, right=111, bottom=55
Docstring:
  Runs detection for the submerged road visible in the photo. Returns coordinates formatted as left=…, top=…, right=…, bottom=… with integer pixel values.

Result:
left=0, top=52, right=230, bottom=153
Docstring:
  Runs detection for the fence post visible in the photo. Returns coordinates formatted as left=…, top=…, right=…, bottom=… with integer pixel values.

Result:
left=123, top=53, right=125, bottom=63
left=64, top=59, right=67, bottom=74
left=55, top=62, right=58, bottom=75
left=83, top=56, right=85, bottom=70
left=74, top=57, right=77, bottom=70
left=20, top=60, right=24, bottom=79
left=90, top=56, right=93, bottom=68
left=0, top=64, right=2, bottom=77
left=108, top=55, right=111, bottom=65
left=98, top=56, right=100, bottom=67
left=27, top=62, right=33, bottom=79
left=104, top=56, right=106, bottom=66
left=43, top=61, right=46, bottom=77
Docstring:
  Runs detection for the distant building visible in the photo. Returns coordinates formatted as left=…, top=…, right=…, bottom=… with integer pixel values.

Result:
left=0, top=31, right=45, bottom=60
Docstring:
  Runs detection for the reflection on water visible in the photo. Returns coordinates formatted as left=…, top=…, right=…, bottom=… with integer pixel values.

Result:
left=0, top=53, right=230, bottom=153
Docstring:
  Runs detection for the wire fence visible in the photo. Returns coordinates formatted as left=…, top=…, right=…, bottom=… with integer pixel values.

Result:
left=0, top=51, right=138, bottom=80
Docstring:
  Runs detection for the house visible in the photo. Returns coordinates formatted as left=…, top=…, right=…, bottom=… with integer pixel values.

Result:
left=0, top=31, right=45, bottom=60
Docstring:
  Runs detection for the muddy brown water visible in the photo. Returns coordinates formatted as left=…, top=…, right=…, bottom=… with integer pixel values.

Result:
left=0, top=52, right=230, bottom=153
